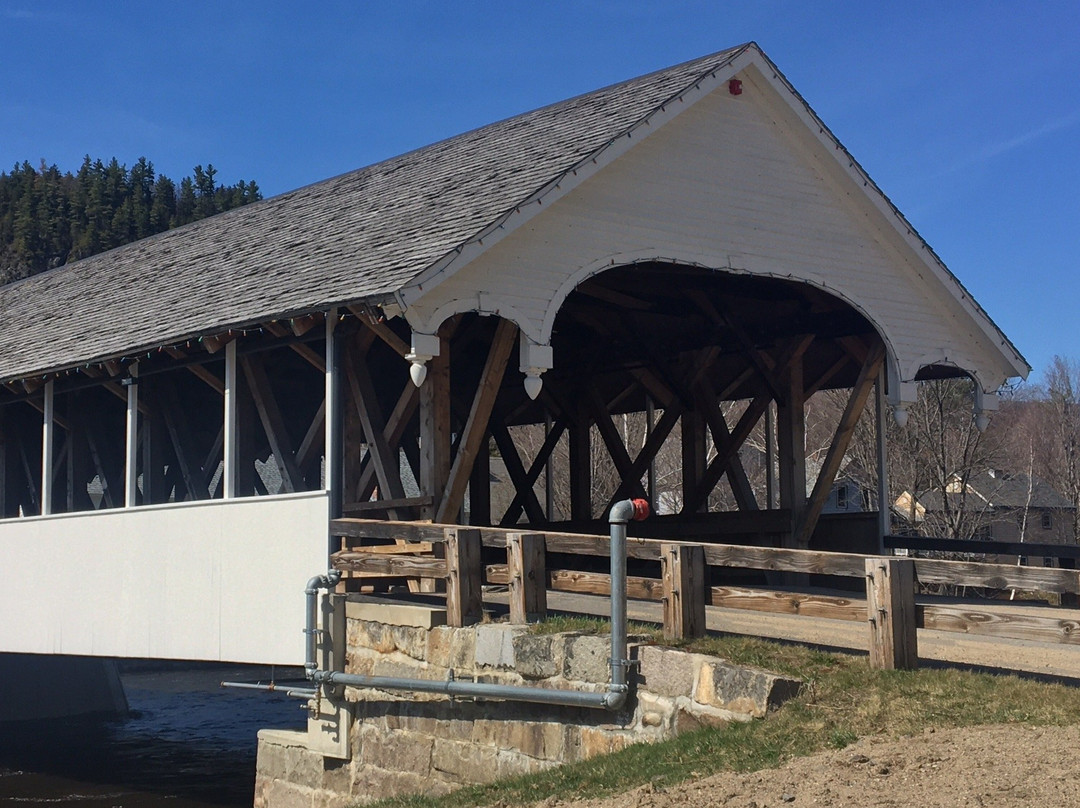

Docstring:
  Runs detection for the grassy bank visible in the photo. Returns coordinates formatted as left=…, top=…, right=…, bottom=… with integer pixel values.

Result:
left=370, top=627, right=1080, bottom=808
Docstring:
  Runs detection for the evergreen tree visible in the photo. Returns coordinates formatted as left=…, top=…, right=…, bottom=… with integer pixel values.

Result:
left=0, top=156, right=263, bottom=283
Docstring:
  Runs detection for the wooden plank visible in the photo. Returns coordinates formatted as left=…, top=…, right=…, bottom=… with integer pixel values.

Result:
left=486, top=565, right=664, bottom=601
left=331, top=551, right=448, bottom=577
left=865, top=558, right=918, bottom=670
left=364, top=541, right=435, bottom=555
left=885, top=534, right=1080, bottom=561
left=508, top=533, right=547, bottom=623
left=710, top=586, right=867, bottom=621
left=795, top=342, right=885, bottom=546
left=702, top=543, right=869, bottom=577
left=241, top=354, right=304, bottom=493
left=343, top=495, right=432, bottom=514
left=662, top=542, right=706, bottom=640
left=445, top=527, right=483, bottom=627
left=913, top=557, right=1080, bottom=595
left=918, top=604, right=1080, bottom=645
left=436, top=319, right=517, bottom=523
left=331, top=517, right=865, bottom=573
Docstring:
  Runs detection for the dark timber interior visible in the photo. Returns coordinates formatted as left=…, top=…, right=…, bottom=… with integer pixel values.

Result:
left=1, top=262, right=892, bottom=560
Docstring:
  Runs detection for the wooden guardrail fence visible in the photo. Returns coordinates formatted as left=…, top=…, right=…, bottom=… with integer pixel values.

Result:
left=330, top=518, right=1080, bottom=671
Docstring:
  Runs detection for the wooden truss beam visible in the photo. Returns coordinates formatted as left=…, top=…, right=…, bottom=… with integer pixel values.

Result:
left=498, top=414, right=568, bottom=526
left=262, top=322, right=326, bottom=373
left=683, top=335, right=814, bottom=514
left=348, top=306, right=410, bottom=358
left=345, top=341, right=407, bottom=510
left=158, top=378, right=210, bottom=501
left=795, top=342, right=885, bottom=546
left=436, top=319, right=517, bottom=524
left=164, top=347, right=226, bottom=395
left=586, top=385, right=648, bottom=502
left=241, top=354, right=304, bottom=493
left=695, top=387, right=759, bottom=512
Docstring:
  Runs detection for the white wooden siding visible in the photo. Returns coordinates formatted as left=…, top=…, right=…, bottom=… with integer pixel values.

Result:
left=405, top=64, right=1017, bottom=392
left=0, top=492, right=329, bottom=664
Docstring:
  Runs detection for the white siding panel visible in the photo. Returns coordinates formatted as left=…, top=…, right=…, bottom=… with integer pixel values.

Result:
left=0, top=492, right=329, bottom=664
left=408, top=78, right=1010, bottom=388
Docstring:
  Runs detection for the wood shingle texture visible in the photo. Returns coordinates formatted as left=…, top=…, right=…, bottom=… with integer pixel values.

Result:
left=0, top=46, right=750, bottom=384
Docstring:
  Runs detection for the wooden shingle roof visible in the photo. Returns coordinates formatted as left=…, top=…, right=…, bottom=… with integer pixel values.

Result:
left=0, top=45, right=748, bottom=383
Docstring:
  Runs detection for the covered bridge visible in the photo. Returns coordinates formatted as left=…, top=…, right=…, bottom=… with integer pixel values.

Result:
left=0, top=43, right=1028, bottom=664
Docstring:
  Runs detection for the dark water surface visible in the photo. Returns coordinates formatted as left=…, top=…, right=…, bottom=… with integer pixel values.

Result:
left=0, top=665, right=306, bottom=808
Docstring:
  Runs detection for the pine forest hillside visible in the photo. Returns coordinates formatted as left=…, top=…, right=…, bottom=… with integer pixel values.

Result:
left=0, top=157, right=261, bottom=285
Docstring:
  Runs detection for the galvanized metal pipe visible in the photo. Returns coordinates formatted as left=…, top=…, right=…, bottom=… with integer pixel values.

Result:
left=304, top=499, right=649, bottom=711
left=220, top=680, right=318, bottom=700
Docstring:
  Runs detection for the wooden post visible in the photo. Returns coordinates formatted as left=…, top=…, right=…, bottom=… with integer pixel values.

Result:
left=568, top=414, right=592, bottom=521
left=469, top=434, right=491, bottom=525
left=436, top=319, right=517, bottom=524
left=419, top=339, right=450, bottom=520
left=777, top=355, right=806, bottom=548
left=682, top=408, right=706, bottom=513
left=865, top=557, right=918, bottom=670
left=508, top=533, right=547, bottom=623
left=661, top=542, right=706, bottom=640
left=445, top=527, right=483, bottom=627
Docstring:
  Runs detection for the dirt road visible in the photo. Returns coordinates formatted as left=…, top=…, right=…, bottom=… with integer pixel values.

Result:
left=556, top=724, right=1080, bottom=808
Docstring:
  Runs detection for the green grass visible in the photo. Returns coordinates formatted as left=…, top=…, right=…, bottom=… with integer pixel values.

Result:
left=369, top=631, right=1080, bottom=808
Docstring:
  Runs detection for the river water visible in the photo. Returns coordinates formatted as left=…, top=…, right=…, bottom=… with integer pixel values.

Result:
left=0, top=664, right=307, bottom=808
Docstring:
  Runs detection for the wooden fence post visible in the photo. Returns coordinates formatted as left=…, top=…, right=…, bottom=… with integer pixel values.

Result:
left=865, top=557, right=918, bottom=670
left=662, top=543, right=706, bottom=640
left=445, top=528, right=482, bottom=627
left=508, top=533, right=547, bottom=623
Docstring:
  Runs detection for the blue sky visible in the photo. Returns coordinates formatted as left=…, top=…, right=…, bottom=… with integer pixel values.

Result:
left=2, top=1, right=1078, bottom=382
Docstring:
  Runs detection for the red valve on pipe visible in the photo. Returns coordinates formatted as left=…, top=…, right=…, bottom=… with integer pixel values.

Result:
left=630, top=499, right=650, bottom=521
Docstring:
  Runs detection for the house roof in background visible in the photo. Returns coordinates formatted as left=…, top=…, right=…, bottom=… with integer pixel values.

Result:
left=919, top=470, right=1073, bottom=511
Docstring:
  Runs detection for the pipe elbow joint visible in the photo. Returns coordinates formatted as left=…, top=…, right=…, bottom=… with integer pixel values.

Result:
left=602, top=688, right=628, bottom=711
left=609, top=498, right=650, bottom=524
left=305, top=570, right=342, bottom=594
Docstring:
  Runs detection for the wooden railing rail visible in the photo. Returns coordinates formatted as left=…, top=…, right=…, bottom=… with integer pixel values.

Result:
left=330, top=518, right=1080, bottom=671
